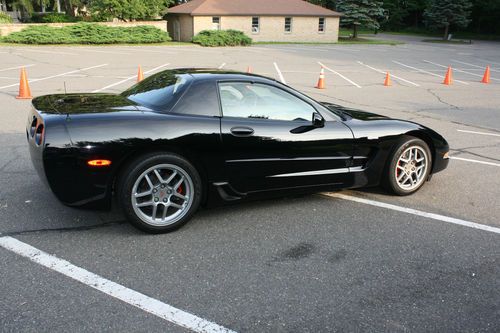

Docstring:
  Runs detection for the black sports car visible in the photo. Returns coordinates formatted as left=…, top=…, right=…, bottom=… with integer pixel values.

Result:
left=27, top=69, right=449, bottom=233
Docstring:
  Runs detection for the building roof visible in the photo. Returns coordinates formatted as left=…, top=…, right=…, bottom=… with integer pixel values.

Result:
left=168, top=0, right=341, bottom=17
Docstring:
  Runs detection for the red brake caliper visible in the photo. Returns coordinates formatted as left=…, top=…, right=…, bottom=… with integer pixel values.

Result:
left=177, top=184, right=183, bottom=195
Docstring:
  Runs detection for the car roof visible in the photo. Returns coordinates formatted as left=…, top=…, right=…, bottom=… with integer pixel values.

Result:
left=163, top=68, right=279, bottom=83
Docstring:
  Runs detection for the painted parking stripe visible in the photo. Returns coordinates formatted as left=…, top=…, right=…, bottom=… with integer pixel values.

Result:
left=474, top=57, right=500, bottom=67
left=218, top=63, right=226, bottom=69
left=357, top=61, right=420, bottom=87
left=318, top=61, right=362, bottom=88
left=273, top=62, right=287, bottom=84
left=323, top=193, right=500, bottom=235
left=424, top=60, right=500, bottom=82
left=392, top=61, right=469, bottom=85
left=13, top=48, right=78, bottom=56
left=457, top=129, right=500, bottom=137
left=0, top=64, right=36, bottom=73
left=451, top=59, right=500, bottom=73
left=0, top=236, right=235, bottom=333
left=0, top=64, right=108, bottom=90
left=68, top=47, right=131, bottom=55
left=449, top=156, right=500, bottom=167
left=92, top=63, right=170, bottom=93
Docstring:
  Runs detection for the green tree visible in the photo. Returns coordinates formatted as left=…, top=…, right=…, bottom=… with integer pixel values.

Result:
left=336, top=0, right=385, bottom=38
left=307, top=0, right=338, bottom=10
left=469, top=0, right=500, bottom=35
left=423, top=0, right=472, bottom=39
left=89, top=0, right=173, bottom=21
left=382, top=0, right=429, bottom=30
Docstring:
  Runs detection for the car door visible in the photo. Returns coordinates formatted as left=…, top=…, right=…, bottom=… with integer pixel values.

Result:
left=218, top=81, right=355, bottom=193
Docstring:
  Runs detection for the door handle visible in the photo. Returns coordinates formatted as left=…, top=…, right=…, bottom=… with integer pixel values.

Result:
left=230, top=126, right=254, bottom=137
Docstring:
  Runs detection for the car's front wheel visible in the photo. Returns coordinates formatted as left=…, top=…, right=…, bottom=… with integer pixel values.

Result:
left=118, top=153, right=202, bottom=233
left=384, top=137, right=432, bottom=196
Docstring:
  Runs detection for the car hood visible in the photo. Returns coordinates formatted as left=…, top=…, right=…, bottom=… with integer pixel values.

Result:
left=321, top=102, right=389, bottom=121
left=32, top=93, right=150, bottom=115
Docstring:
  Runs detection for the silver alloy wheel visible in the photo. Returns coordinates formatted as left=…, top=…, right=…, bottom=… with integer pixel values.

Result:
left=131, top=164, right=194, bottom=226
left=394, top=145, right=429, bottom=191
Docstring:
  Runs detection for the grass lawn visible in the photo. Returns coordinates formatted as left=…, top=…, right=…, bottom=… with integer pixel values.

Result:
left=383, top=30, right=500, bottom=41
left=421, top=39, right=473, bottom=44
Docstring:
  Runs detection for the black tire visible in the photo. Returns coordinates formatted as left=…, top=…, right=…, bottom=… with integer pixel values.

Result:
left=383, top=137, right=432, bottom=196
left=117, top=152, right=202, bottom=233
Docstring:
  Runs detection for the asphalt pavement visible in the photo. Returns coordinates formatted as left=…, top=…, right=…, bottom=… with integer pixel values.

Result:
left=0, top=35, right=499, bottom=332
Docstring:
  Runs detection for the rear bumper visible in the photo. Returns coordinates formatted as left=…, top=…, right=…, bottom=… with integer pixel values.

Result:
left=27, top=109, right=112, bottom=209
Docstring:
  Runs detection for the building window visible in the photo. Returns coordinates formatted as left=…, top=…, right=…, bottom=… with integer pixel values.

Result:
left=284, top=17, right=292, bottom=33
left=212, top=16, right=220, bottom=30
left=318, top=17, right=325, bottom=33
left=252, top=17, right=260, bottom=34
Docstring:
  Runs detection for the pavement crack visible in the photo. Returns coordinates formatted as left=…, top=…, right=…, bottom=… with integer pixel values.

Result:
left=0, top=220, right=127, bottom=237
left=426, top=89, right=460, bottom=110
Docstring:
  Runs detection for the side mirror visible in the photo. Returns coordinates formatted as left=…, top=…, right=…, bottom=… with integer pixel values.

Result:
left=312, top=112, right=325, bottom=128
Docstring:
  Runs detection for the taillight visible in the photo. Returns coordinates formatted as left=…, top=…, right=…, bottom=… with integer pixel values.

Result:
left=29, top=116, right=37, bottom=138
left=34, top=123, right=44, bottom=146
left=87, top=159, right=112, bottom=167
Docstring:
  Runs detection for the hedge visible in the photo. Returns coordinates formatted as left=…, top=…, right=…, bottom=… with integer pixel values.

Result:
left=29, top=13, right=82, bottom=23
left=1, top=23, right=171, bottom=44
left=0, top=12, right=13, bottom=24
left=192, top=29, right=252, bottom=47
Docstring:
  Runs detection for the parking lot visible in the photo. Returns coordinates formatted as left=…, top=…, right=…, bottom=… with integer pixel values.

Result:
left=1, top=35, right=499, bottom=332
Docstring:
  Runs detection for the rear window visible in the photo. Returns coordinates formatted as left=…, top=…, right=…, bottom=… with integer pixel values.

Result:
left=122, top=72, right=192, bottom=111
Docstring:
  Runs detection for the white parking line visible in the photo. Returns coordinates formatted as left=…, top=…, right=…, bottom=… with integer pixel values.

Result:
left=218, top=63, right=226, bottom=69
left=392, top=61, right=469, bottom=85
left=13, top=48, right=78, bottom=56
left=318, top=61, right=362, bottom=88
left=457, top=129, right=500, bottom=137
left=324, top=193, right=500, bottom=235
left=273, top=62, right=287, bottom=84
left=0, top=64, right=36, bottom=73
left=92, top=63, right=170, bottom=93
left=0, top=236, right=234, bottom=333
left=451, top=60, right=500, bottom=73
left=68, top=47, right=131, bottom=55
left=424, top=60, right=500, bottom=82
left=475, top=58, right=500, bottom=67
left=0, top=64, right=108, bottom=90
left=449, top=156, right=500, bottom=167
left=357, top=61, right=420, bottom=87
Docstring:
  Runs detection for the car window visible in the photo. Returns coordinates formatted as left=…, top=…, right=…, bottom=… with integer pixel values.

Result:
left=172, top=80, right=220, bottom=117
left=122, top=72, right=192, bottom=111
left=219, top=82, right=315, bottom=122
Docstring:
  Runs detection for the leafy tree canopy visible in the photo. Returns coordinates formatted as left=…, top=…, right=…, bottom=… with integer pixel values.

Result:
left=336, top=0, right=385, bottom=37
left=89, top=0, right=174, bottom=21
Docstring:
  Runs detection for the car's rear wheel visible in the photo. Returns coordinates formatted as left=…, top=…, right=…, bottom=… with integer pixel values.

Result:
left=118, top=153, right=201, bottom=233
left=384, top=137, right=432, bottom=196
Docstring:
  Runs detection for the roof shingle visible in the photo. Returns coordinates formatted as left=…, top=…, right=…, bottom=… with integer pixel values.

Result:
left=168, top=0, right=341, bottom=17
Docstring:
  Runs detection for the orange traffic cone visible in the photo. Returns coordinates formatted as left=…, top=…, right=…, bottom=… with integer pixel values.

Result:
left=316, top=67, right=325, bottom=89
left=247, top=66, right=252, bottom=74
left=16, top=68, right=32, bottom=99
left=384, top=72, right=392, bottom=86
left=137, top=65, right=144, bottom=82
left=481, top=66, right=490, bottom=84
left=443, top=66, right=453, bottom=85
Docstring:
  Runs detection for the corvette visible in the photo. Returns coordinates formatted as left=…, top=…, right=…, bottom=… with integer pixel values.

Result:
left=27, top=69, right=449, bottom=233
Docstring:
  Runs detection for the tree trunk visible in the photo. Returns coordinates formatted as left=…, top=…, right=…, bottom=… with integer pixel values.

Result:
left=353, top=24, right=358, bottom=39
left=443, top=23, right=449, bottom=40
left=56, top=0, right=62, bottom=13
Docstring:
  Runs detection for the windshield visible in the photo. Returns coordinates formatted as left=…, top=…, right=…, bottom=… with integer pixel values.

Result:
left=121, top=71, right=193, bottom=111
